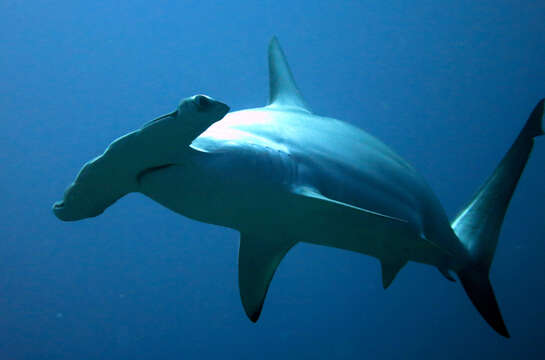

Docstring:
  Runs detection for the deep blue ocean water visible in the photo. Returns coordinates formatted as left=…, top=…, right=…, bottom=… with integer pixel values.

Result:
left=1, top=1, right=544, bottom=359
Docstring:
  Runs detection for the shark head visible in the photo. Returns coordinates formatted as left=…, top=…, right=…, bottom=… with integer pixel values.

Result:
left=179, top=94, right=229, bottom=119
left=176, top=94, right=230, bottom=139
left=52, top=94, right=229, bottom=222
left=142, top=94, right=229, bottom=136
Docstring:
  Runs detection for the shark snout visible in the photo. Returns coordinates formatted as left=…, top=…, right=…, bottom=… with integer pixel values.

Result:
left=52, top=198, right=85, bottom=222
left=52, top=182, right=105, bottom=222
left=52, top=196, right=105, bottom=221
left=52, top=199, right=74, bottom=221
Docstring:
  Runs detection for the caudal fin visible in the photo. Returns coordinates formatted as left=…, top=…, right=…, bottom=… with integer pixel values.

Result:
left=457, top=265, right=510, bottom=337
left=451, top=99, right=544, bottom=337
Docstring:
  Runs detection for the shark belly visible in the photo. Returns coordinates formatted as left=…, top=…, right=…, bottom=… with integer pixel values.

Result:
left=137, top=143, right=297, bottom=231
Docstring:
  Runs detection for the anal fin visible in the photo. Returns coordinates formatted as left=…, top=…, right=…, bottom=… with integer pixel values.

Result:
left=238, top=232, right=296, bottom=322
left=438, top=267, right=456, bottom=282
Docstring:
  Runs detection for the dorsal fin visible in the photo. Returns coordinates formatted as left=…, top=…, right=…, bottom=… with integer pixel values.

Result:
left=267, top=36, right=311, bottom=113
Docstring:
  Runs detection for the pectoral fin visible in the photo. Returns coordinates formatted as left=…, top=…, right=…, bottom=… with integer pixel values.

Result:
left=292, top=186, right=409, bottom=227
left=238, top=232, right=296, bottom=322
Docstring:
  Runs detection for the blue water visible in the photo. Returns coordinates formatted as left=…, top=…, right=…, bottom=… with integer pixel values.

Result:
left=1, top=1, right=544, bottom=359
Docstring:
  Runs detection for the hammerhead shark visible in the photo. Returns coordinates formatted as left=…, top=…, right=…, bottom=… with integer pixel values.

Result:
left=53, top=37, right=544, bottom=337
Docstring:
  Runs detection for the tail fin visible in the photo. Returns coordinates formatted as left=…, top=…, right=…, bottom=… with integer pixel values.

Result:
left=451, top=99, right=544, bottom=337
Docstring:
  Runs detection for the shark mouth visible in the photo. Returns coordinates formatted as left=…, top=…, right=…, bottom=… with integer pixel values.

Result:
left=136, top=164, right=175, bottom=185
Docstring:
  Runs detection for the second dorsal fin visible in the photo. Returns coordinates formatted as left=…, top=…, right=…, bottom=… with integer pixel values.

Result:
left=267, top=36, right=311, bottom=113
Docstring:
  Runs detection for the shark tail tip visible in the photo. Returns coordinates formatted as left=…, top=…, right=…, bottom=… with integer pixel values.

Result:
left=458, top=266, right=510, bottom=338
left=522, top=98, right=544, bottom=138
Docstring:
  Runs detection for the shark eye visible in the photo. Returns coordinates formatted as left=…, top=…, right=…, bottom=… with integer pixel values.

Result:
left=194, top=95, right=211, bottom=110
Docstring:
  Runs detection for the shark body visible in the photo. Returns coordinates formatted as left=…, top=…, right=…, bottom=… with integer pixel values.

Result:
left=53, top=38, right=544, bottom=337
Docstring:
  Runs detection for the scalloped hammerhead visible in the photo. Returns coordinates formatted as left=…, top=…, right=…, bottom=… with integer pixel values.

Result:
left=53, top=37, right=544, bottom=337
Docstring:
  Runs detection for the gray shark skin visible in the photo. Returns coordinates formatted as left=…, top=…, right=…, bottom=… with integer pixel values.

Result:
left=53, top=37, right=544, bottom=338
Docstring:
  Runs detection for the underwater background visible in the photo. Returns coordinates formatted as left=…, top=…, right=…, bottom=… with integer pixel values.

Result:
left=1, top=1, right=544, bottom=359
